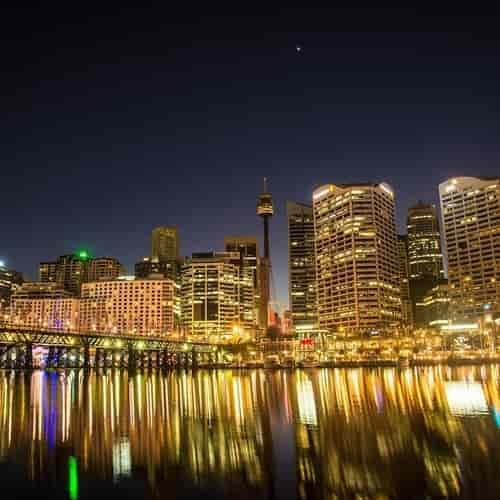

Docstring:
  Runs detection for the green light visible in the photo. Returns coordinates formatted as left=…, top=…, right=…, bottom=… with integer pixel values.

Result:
left=76, top=249, right=89, bottom=260
left=68, top=456, right=79, bottom=500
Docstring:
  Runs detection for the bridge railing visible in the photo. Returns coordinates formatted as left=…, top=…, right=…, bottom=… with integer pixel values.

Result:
left=0, top=322, right=251, bottom=347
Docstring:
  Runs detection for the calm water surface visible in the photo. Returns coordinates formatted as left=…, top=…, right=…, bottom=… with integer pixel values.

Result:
left=1, top=366, right=500, bottom=499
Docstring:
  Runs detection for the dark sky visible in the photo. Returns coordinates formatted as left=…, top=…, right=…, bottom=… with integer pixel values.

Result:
left=2, top=7, right=500, bottom=309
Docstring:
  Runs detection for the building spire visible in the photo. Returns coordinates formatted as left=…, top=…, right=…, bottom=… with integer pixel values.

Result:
left=263, top=177, right=268, bottom=193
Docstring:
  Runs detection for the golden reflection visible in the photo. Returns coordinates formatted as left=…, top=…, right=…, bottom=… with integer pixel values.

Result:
left=0, top=367, right=499, bottom=497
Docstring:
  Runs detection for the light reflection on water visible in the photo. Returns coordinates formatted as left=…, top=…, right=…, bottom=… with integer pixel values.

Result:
left=1, top=366, right=500, bottom=498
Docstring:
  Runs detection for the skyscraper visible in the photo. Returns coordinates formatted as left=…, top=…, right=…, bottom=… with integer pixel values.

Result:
left=256, top=178, right=273, bottom=330
left=313, top=182, right=401, bottom=334
left=407, top=203, right=444, bottom=280
left=397, top=235, right=413, bottom=328
left=151, top=227, right=179, bottom=262
left=439, top=176, right=500, bottom=320
left=287, top=201, right=317, bottom=331
left=406, top=202, right=445, bottom=326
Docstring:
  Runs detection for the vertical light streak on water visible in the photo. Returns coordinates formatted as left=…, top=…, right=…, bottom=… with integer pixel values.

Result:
left=88, top=376, right=93, bottom=438
left=271, top=372, right=297, bottom=500
left=61, top=375, right=66, bottom=442
left=102, top=374, right=108, bottom=426
left=129, top=379, right=135, bottom=428
left=110, top=373, right=115, bottom=435
left=6, top=372, right=14, bottom=448
left=136, top=373, right=143, bottom=419
left=38, top=372, right=44, bottom=442
left=114, top=371, right=120, bottom=424
left=233, top=377, right=243, bottom=427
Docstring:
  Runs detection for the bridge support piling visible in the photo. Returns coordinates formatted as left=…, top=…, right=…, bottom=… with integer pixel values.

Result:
left=24, top=342, right=33, bottom=370
left=83, top=344, right=90, bottom=370
left=128, top=345, right=136, bottom=372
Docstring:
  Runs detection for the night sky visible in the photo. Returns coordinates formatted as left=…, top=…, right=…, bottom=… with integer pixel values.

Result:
left=2, top=7, right=500, bottom=309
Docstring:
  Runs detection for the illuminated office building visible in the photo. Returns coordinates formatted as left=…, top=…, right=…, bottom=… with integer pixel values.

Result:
left=80, top=277, right=175, bottom=335
left=181, top=252, right=250, bottom=337
left=287, top=201, right=317, bottom=331
left=439, top=176, right=500, bottom=320
left=134, top=256, right=179, bottom=281
left=406, top=203, right=445, bottom=325
left=39, top=261, right=57, bottom=283
left=416, top=281, right=450, bottom=328
left=151, top=226, right=179, bottom=261
left=224, top=237, right=259, bottom=330
left=87, top=257, right=124, bottom=282
left=10, top=282, right=79, bottom=330
left=397, top=235, right=413, bottom=328
left=313, top=182, right=401, bottom=333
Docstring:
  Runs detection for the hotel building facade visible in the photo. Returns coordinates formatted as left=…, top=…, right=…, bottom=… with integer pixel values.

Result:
left=79, top=277, right=176, bottom=335
left=313, top=182, right=401, bottom=334
left=10, top=282, right=80, bottom=330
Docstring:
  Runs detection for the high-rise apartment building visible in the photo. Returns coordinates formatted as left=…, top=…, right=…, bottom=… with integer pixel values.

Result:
left=80, top=277, right=175, bottom=336
left=397, top=235, right=413, bottom=328
left=287, top=201, right=317, bottom=331
left=439, top=176, right=500, bottom=320
left=10, top=282, right=79, bottom=330
left=313, top=182, right=401, bottom=334
left=224, top=237, right=259, bottom=330
left=87, top=257, right=124, bottom=282
left=181, top=252, right=252, bottom=337
left=151, top=227, right=179, bottom=262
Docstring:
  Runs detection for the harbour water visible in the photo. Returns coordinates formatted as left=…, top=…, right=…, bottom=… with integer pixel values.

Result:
left=2, top=366, right=500, bottom=499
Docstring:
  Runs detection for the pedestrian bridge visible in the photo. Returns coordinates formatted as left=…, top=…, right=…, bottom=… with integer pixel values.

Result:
left=0, top=323, right=250, bottom=369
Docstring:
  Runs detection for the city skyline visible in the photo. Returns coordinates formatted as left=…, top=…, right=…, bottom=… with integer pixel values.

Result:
left=0, top=176, right=495, bottom=309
